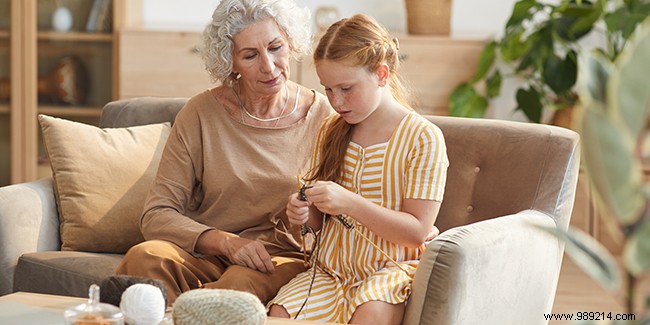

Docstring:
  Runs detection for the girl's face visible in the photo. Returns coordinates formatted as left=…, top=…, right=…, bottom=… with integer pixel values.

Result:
left=232, top=18, right=291, bottom=95
left=316, top=59, right=383, bottom=124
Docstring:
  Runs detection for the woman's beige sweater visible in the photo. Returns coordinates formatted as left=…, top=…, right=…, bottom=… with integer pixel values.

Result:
left=141, top=89, right=333, bottom=257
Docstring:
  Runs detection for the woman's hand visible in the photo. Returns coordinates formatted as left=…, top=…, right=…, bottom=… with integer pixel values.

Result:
left=196, top=229, right=275, bottom=273
left=286, top=192, right=311, bottom=226
left=304, top=181, right=355, bottom=216
left=224, top=236, right=275, bottom=273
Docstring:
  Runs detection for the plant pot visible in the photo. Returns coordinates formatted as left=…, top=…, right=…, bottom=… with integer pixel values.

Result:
left=550, top=106, right=576, bottom=130
left=405, top=0, right=452, bottom=35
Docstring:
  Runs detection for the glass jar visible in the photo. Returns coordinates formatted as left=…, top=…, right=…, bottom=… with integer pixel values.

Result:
left=64, top=284, right=124, bottom=325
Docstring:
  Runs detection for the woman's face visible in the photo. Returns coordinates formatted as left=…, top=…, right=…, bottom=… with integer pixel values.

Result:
left=232, top=18, right=291, bottom=95
left=316, top=59, right=382, bottom=124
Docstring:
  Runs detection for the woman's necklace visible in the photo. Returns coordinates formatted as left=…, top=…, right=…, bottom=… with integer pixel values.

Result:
left=235, top=83, right=299, bottom=125
left=276, top=86, right=300, bottom=127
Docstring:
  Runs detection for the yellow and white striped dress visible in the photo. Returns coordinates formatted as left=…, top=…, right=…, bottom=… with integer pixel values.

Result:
left=269, top=112, right=448, bottom=323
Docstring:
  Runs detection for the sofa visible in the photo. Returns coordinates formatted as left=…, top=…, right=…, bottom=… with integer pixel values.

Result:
left=0, top=97, right=580, bottom=324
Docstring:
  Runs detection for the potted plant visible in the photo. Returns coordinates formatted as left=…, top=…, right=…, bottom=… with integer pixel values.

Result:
left=449, top=0, right=650, bottom=124
left=543, top=15, right=650, bottom=322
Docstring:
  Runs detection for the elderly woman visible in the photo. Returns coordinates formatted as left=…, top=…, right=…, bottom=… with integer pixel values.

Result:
left=115, top=0, right=333, bottom=305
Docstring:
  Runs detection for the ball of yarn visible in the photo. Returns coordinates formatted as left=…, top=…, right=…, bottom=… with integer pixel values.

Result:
left=100, top=275, right=168, bottom=307
left=120, top=283, right=166, bottom=325
left=173, top=289, right=267, bottom=325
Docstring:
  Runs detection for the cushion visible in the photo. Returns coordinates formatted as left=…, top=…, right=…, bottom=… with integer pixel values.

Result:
left=13, top=251, right=124, bottom=298
left=38, top=114, right=171, bottom=253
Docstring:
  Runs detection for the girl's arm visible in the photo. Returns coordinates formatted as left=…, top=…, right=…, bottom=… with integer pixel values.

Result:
left=352, top=195, right=441, bottom=247
left=305, top=181, right=440, bottom=247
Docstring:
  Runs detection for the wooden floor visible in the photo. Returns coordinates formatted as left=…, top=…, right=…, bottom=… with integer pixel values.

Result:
left=550, top=255, right=648, bottom=324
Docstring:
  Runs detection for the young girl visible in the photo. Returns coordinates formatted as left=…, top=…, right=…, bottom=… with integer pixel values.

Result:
left=268, top=14, right=449, bottom=324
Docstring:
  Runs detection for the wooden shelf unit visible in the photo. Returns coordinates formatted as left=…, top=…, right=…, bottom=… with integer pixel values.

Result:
left=118, top=29, right=487, bottom=118
left=38, top=106, right=103, bottom=117
left=37, top=31, right=114, bottom=42
left=0, top=0, right=142, bottom=186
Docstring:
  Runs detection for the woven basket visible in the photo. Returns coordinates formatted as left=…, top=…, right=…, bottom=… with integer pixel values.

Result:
left=405, top=0, right=452, bottom=35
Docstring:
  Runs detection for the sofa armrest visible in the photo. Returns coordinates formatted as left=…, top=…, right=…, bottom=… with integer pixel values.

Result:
left=404, top=210, right=564, bottom=325
left=0, top=178, right=60, bottom=295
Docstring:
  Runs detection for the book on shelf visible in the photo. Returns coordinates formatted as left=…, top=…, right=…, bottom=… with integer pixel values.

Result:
left=85, top=0, right=102, bottom=32
left=86, top=0, right=113, bottom=33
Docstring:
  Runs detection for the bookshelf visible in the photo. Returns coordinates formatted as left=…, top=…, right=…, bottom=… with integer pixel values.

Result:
left=0, top=0, right=142, bottom=185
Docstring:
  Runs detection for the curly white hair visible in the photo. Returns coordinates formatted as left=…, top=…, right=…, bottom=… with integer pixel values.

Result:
left=200, top=0, right=312, bottom=86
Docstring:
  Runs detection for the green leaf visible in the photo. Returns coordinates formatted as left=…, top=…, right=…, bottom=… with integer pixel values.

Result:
left=470, top=41, right=497, bottom=83
left=605, top=1, right=650, bottom=45
left=500, top=28, right=530, bottom=62
left=505, top=0, right=537, bottom=29
left=486, top=70, right=502, bottom=98
left=449, top=83, right=488, bottom=118
left=610, top=16, right=650, bottom=141
left=536, top=225, right=621, bottom=293
left=623, top=216, right=650, bottom=276
left=554, top=1, right=601, bottom=41
left=605, top=8, right=632, bottom=38
left=577, top=50, right=612, bottom=104
left=575, top=44, right=647, bottom=226
left=578, top=102, right=646, bottom=225
left=543, top=50, right=578, bottom=94
left=515, top=87, right=543, bottom=123
left=569, top=4, right=602, bottom=38
left=516, top=24, right=554, bottom=73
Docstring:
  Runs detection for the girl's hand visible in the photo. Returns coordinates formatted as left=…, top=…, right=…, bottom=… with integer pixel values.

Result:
left=286, top=192, right=310, bottom=226
left=305, top=181, right=354, bottom=216
left=424, top=226, right=440, bottom=246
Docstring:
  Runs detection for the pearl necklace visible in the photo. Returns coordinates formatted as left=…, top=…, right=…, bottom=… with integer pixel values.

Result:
left=236, top=83, right=299, bottom=124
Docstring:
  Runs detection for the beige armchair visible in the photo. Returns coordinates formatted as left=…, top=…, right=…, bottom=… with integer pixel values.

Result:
left=0, top=97, right=579, bottom=324
left=403, top=116, right=579, bottom=325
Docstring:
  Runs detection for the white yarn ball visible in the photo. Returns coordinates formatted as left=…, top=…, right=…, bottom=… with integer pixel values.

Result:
left=120, top=283, right=166, bottom=325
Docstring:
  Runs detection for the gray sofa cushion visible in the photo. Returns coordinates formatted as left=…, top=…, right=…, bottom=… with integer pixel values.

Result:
left=99, top=97, right=186, bottom=128
left=14, top=251, right=124, bottom=298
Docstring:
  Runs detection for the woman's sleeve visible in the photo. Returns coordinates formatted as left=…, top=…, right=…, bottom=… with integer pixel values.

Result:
left=140, top=103, right=212, bottom=252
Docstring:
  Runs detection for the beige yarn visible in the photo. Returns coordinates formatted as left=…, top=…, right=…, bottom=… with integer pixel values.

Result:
left=172, top=289, right=267, bottom=325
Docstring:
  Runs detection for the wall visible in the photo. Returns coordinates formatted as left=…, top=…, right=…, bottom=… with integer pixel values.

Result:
left=139, top=0, right=523, bottom=119
left=140, top=0, right=516, bottom=37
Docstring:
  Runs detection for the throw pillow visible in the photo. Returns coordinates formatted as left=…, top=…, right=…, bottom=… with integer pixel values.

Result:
left=38, top=114, right=171, bottom=253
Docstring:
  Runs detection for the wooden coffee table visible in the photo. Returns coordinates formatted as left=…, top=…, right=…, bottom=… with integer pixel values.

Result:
left=0, top=292, right=333, bottom=324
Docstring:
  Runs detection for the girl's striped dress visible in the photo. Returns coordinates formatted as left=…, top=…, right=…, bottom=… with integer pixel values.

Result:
left=269, top=112, right=448, bottom=323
